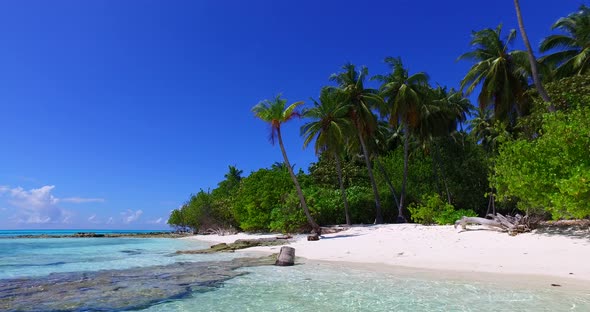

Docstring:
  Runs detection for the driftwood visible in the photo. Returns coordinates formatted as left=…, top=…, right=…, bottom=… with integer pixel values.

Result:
left=455, top=213, right=531, bottom=235
left=201, top=227, right=238, bottom=236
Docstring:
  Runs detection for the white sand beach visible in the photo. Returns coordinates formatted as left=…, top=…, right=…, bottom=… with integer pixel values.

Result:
left=183, top=224, right=590, bottom=284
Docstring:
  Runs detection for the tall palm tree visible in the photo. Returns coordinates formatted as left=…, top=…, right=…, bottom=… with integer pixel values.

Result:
left=374, top=57, right=429, bottom=222
left=540, top=5, right=590, bottom=78
left=252, top=95, right=321, bottom=235
left=513, top=0, right=554, bottom=109
left=459, top=24, right=530, bottom=124
left=330, top=63, right=385, bottom=224
left=424, top=86, right=473, bottom=204
left=301, top=88, right=353, bottom=225
left=371, top=122, right=402, bottom=211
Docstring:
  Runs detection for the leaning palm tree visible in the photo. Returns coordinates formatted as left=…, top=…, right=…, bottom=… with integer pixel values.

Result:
left=301, top=88, right=353, bottom=225
left=374, top=57, right=429, bottom=222
left=513, top=0, right=554, bottom=109
left=330, top=63, right=385, bottom=224
left=540, top=5, right=590, bottom=78
left=252, top=95, right=321, bottom=235
left=459, top=24, right=530, bottom=124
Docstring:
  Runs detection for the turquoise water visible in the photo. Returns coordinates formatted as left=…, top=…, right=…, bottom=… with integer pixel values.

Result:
left=0, top=229, right=171, bottom=237
left=1, top=237, right=589, bottom=311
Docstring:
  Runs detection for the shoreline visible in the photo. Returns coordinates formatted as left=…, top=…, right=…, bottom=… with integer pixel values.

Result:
left=183, top=223, right=590, bottom=286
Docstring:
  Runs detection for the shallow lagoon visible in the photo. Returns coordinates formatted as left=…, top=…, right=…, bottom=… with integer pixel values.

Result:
left=0, top=238, right=588, bottom=311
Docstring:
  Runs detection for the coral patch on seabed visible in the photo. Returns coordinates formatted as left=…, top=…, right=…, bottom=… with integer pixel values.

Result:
left=0, top=256, right=275, bottom=312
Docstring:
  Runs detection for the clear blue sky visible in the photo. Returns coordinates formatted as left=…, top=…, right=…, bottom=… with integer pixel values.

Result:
left=0, top=0, right=579, bottom=229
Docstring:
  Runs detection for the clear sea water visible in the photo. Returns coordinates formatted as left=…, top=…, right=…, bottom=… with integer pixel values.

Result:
left=0, top=233, right=588, bottom=311
left=0, top=229, right=171, bottom=237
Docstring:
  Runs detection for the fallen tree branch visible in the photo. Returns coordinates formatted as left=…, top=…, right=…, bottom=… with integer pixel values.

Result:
left=455, top=213, right=531, bottom=235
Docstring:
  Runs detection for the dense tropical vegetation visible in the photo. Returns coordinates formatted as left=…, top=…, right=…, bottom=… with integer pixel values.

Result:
left=169, top=6, right=590, bottom=233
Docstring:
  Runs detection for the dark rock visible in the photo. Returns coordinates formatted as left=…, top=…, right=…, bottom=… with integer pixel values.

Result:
left=0, top=256, right=277, bottom=312
left=176, top=237, right=291, bottom=254
left=275, top=246, right=295, bottom=266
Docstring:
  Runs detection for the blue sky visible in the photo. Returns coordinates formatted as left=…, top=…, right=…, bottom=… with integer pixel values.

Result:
left=0, top=0, right=580, bottom=229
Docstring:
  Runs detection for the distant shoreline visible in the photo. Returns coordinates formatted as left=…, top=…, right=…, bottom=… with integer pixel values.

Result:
left=0, top=231, right=191, bottom=239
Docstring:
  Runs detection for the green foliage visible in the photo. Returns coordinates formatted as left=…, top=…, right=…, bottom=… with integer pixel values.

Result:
left=344, top=185, right=381, bottom=224
left=165, top=190, right=213, bottom=233
left=304, top=186, right=345, bottom=225
left=308, top=154, right=369, bottom=189
left=495, top=106, right=590, bottom=219
left=232, top=166, right=294, bottom=231
left=167, top=209, right=189, bottom=232
left=437, top=209, right=479, bottom=225
left=458, top=24, right=530, bottom=123
left=434, top=135, right=490, bottom=214
left=269, top=191, right=307, bottom=233
left=539, top=5, right=590, bottom=78
left=408, top=193, right=477, bottom=225
left=377, top=148, right=435, bottom=207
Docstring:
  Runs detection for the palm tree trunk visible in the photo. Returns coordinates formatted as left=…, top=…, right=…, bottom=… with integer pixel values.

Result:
left=276, top=127, right=321, bottom=235
left=513, top=0, right=555, bottom=112
left=357, top=131, right=384, bottom=224
left=375, top=158, right=400, bottom=211
left=334, top=152, right=351, bottom=225
left=398, top=125, right=410, bottom=222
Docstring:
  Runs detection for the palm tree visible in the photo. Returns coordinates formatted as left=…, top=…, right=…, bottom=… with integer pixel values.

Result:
left=459, top=24, right=530, bottom=124
left=330, top=63, right=385, bottom=224
left=371, top=122, right=402, bottom=212
left=468, top=107, right=495, bottom=153
left=444, top=88, right=473, bottom=132
left=224, top=165, right=243, bottom=185
left=252, top=95, right=321, bottom=235
left=374, top=57, right=429, bottom=222
left=301, top=88, right=353, bottom=225
left=540, top=5, right=590, bottom=78
left=425, top=86, right=473, bottom=204
left=513, top=0, right=554, bottom=109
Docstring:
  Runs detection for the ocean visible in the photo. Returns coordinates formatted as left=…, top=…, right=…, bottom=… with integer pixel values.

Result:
left=0, top=229, right=171, bottom=237
left=0, top=231, right=588, bottom=311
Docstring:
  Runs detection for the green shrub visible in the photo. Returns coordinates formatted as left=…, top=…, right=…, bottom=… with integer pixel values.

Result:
left=269, top=191, right=308, bottom=233
left=408, top=193, right=477, bottom=225
left=232, top=167, right=293, bottom=231
left=496, top=106, right=590, bottom=219
left=435, top=209, right=478, bottom=225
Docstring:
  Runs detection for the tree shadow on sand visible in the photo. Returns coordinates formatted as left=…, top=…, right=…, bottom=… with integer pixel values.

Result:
left=532, top=222, right=590, bottom=240
left=320, top=234, right=362, bottom=240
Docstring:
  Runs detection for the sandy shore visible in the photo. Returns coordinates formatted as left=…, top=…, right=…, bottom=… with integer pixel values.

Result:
left=183, top=224, right=590, bottom=283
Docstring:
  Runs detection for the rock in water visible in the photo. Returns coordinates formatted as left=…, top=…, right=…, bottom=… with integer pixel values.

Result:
left=275, top=246, right=295, bottom=266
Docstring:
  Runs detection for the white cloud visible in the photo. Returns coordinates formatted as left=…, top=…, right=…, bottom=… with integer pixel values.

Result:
left=62, top=197, right=105, bottom=204
left=5, top=185, right=62, bottom=224
left=0, top=185, right=104, bottom=224
left=88, top=214, right=100, bottom=224
left=121, top=209, right=143, bottom=224
left=106, top=217, right=114, bottom=225
left=147, top=217, right=163, bottom=224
